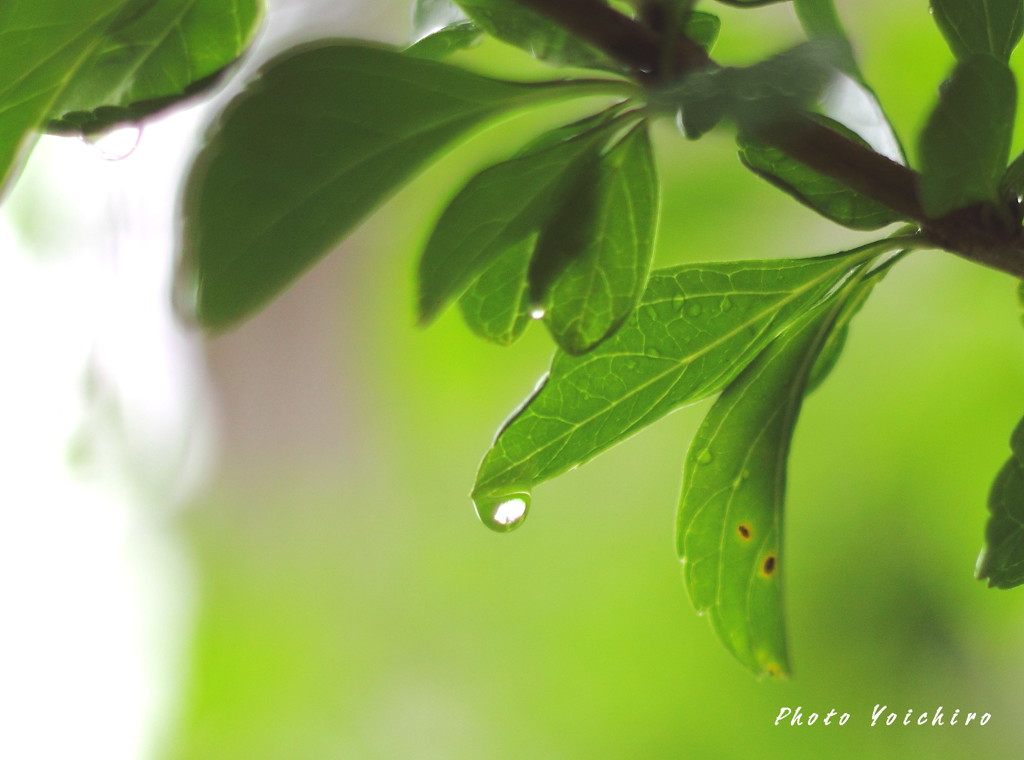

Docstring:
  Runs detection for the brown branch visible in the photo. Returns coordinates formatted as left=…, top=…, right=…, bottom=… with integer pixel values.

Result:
left=510, top=0, right=1024, bottom=279
left=510, top=0, right=664, bottom=72
left=753, top=118, right=924, bottom=222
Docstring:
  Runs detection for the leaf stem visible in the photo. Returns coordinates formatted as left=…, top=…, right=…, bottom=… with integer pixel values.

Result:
left=508, top=0, right=1024, bottom=280
left=540, top=77, right=641, bottom=100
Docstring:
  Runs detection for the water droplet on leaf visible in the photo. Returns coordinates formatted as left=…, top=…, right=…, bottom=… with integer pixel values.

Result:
left=720, top=296, right=733, bottom=312
left=83, top=124, right=142, bottom=161
left=685, top=302, right=703, bottom=317
left=530, top=307, right=546, bottom=320
left=696, top=447, right=714, bottom=465
left=474, top=492, right=531, bottom=533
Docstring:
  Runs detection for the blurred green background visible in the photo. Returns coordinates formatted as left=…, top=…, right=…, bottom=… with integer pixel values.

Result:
left=167, top=1, right=1024, bottom=757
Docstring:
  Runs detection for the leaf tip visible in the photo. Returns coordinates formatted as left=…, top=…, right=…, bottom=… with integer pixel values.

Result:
left=417, top=268, right=459, bottom=327
left=416, top=300, right=438, bottom=328
left=552, top=330, right=594, bottom=356
left=761, top=661, right=789, bottom=680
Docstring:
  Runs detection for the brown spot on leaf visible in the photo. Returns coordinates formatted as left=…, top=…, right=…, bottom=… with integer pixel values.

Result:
left=762, top=554, right=777, bottom=576
left=738, top=523, right=751, bottom=539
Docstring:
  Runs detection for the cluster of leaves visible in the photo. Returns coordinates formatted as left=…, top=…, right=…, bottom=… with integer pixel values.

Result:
left=5, top=0, right=1024, bottom=678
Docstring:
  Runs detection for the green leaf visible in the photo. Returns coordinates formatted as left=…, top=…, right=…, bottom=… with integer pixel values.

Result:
left=472, top=243, right=891, bottom=506
left=794, top=0, right=863, bottom=80
left=712, top=0, right=791, bottom=6
left=680, top=11, right=722, bottom=51
left=537, top=123, right=659, bottom=354
left=409, top=0, right=480, bottom=59
left=804, top=321, right=849, bottom=394
left=728, top=40, right=839, bottom=124
left=453, top=0, right=615, bottom=70
left=677, top=276, right=861, bottom=678
left=418, top=111, right=624, bottom=324
left=931, top=0, right=1024, bottom=62
left=639, top=3, right=720, bottom=50
left=666, top=41, right=838, bottom=139
left=47, top=0, right=263, bottom=135
left=738, top=116, right=905, bottom=230
left=0, top=0, right=130, bottom=195
left=793, top=0, right=905, bottom=164
left=459, top=235, right=536, bottom=345
left=406, top=21, right=482, bottom=59
left=805, top=274, right=867, bottom=392
left=453, top=108, right=628, bottom=345
left=805, top=247, right=909, bottom=393
left=413, top=0, right=468, bottom=38
left=978, top=416, right=1024, bottom=587
left=918, top=54, right=1016, bottom=218
left=1001, top=149, right=1024, bottom=196
left=181, top=41, right=625, bottom=329
left=672, top=65, right=730, bottom=140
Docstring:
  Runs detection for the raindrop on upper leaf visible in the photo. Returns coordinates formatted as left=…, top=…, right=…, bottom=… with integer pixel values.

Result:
left=82, top=124, right=142, bottom=161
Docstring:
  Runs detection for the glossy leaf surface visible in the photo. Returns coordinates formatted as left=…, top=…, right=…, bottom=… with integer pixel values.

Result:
left=459, top=236, right=535, bottom=345
left=473, top=247, right=881, bottom=503
left=804, top=267, right=875, bottom=393
left=793, top=0, right=904, bottom=164
left=406, top=21, right=482, bottom=59
left=418, top=114, right=621, bottom=323
left=538, top=123, right=659, bottom=354
left=738, top=116, right=905, bottom=230
left=183, top=42, right=621, bottom=328
left=678, top=286, right=855, bottom=678
left=412, top=0, right=468, bottom=38
left=454, top=0, right=613, bottom=69
left=409, top=0, right=480, bottom=59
